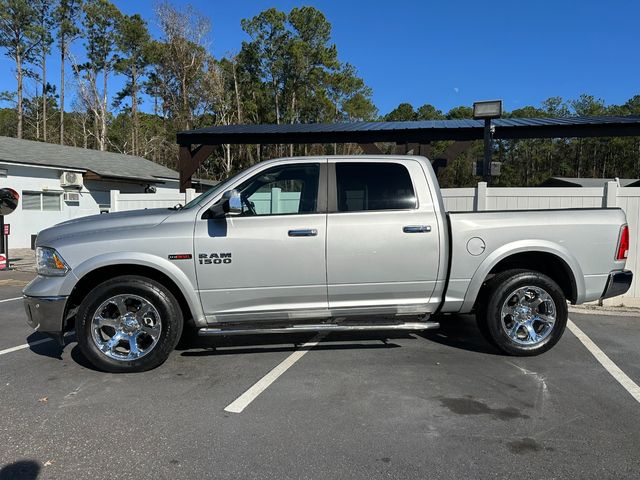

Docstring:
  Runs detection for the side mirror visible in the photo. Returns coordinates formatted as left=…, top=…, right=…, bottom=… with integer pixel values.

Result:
left=203, top=189, right=243, bottom=219
left=222, top=189, right=242, bottom=216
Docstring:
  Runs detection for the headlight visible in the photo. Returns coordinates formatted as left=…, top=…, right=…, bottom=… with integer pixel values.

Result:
left=36, top=247, right=70, bottom=276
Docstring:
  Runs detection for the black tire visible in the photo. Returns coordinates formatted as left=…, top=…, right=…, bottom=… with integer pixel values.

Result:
left=76, top=275, right=183, bottom=373
left=476, top=269, right=568, bottom=356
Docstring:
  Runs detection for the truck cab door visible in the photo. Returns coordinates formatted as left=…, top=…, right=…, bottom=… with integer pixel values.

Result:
left=194, top=160, right=328, bottom=322
left=326, top=159, right=441, bottom=314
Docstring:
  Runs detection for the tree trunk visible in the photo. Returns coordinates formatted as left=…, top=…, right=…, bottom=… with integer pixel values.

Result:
left=82, top=113, right=88, bottom=149
left=94, top=109, right=100, bottom=149
left=232, top=60, right=242, bottom=123
left=289, top=91, right=296, bottom=156
left=59, top=38, right=65, bottom=145
left=42, top=50, right=47, bottom=142
left=272, top=77, right=280, bottom=125
left=16, top=52, right=23, bottom=139
left=35, top=85, right=40, bottom=139
left=225, top=144, right=232, bottom=174
left=131, top=66, right=138, bottom=156
left=181, top=75, right=189, bottom=130
left=101, top=69, right=108, bottom=151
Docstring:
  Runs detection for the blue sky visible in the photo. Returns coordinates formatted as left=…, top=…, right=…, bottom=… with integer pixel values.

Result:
left=2, top=0, right=639, bottom=115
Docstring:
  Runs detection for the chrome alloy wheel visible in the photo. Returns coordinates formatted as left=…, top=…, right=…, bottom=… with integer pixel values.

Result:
left=91, top=294, right=162, bottom=361
left=500, top=286, right=556, bottom=346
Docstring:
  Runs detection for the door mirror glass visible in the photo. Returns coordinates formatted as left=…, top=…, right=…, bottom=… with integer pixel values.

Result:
left=206, top=189, right=242, bottom=219
left=222, top=189, right=242, bottom=215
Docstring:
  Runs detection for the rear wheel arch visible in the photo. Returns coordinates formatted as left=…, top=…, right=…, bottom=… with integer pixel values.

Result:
left=483, top=251, right=578, bottom=304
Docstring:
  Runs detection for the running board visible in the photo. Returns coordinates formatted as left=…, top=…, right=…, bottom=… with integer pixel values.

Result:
left=198, top=322, right=439, bottom=337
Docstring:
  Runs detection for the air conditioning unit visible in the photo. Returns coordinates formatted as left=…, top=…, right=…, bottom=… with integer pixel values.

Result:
left=60, top=171, right=83, bottom=189
left=63, top=192, right=81, bottom=202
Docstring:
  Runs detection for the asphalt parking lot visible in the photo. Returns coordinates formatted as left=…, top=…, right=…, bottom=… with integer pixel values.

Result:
left=1, top=272, right=639, bottom=479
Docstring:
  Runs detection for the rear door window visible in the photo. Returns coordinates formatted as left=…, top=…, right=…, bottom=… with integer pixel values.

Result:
left=335, top=162, right=416, bottom=212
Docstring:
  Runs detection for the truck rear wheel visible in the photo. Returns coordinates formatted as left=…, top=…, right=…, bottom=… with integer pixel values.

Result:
left=477, top=269, right=567, bottom=356
left=76, top=275, right=183, bottom=373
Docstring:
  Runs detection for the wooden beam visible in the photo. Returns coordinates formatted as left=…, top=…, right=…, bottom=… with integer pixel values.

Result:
left=418, top=144, right=433, bottom=158
left=394, top=142, right=407, bottom=154
left=359, top=143, right=382, bottom=155
left=179, top=144, right=216, bottom=192
left=441, top=141, right=473, bottom=161
left=405, top=143, right=420, bottom=155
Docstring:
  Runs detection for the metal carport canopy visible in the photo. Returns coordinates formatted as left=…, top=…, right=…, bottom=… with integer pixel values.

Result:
left=177, top=116, right=640, bottom=145
left=176, top=116, right=640, bottom=191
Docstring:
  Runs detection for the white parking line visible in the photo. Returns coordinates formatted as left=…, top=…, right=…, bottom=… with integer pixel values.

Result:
left=0, top=332, right=74, bottom=357
left=224, top=333, right=328, bottom=414
left=0, top=338, right=54, bottom=356
left=568, top=319, right=640, bottom=404
left=0, top=297, right=22, bottom=304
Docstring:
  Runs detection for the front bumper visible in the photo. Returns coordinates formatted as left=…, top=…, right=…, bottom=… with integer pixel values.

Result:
left=23, top=295, right=68, bottom=333
left=601, top=270, right=633, bottom=300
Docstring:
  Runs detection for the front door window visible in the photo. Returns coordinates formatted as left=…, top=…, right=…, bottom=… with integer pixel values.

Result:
left=236, top=164, right=320, bottom=216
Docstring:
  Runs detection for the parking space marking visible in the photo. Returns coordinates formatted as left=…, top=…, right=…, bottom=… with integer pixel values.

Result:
left=0, top=338, right=53, bottom=356
left=0, top=297, right=22, bottom=304
left=0, top=332, right=73, bottom=357
left=224, top=332, right=327, bottom=414
left=568, top=319, right=640, bottom=404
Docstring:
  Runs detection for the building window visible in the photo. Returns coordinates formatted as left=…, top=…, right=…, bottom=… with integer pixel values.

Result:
left=22, top=191, right=62, bottom=211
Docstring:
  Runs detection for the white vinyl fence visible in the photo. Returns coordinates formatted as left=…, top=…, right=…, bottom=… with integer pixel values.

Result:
left=110, top=188, right=199, bottom=212
left=110, top=188, right=301, bottom=215
left=443, top=181, right=640, bottom=307
left=110, top=180, right=640, bottom=307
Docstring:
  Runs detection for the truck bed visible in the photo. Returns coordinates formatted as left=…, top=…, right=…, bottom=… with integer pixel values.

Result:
left=441, top=208, right=627, bottom=313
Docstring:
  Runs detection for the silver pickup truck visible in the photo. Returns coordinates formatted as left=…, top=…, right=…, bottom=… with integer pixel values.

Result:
left=23, top=156, right=632, bottom=372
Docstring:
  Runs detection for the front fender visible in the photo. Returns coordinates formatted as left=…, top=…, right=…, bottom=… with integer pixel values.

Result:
left=65, top=252, right=206, bottom=326
left=459, top=240, right=585, bottom=313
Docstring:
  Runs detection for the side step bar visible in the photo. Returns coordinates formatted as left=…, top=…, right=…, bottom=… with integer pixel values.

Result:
left=198, top=321, right=439, bottom=337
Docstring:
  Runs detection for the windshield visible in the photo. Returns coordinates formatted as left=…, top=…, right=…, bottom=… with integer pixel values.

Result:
left=181, top=170, right=246, bottom=210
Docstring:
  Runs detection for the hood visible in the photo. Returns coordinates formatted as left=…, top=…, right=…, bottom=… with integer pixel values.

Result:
left=36, top=208, right=174, bottom=247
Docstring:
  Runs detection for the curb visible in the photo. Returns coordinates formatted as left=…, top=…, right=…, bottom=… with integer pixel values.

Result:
left=569, top=305, right=640, bottom=318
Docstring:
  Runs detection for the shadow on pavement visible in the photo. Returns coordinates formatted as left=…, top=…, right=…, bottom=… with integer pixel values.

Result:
left=179, top=331, right=412, bottom=357
left=418, top=314, right=502, bottom=355
left=69, top=345, right=103, bottom=372
left=27, top=332, right=76, bottom=361
left=0, top=460, right=40, bottom=480
left=43, top=317, right=500, bottom=368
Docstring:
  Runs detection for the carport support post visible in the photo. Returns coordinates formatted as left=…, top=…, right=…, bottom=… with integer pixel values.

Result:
left=483, top=118, right=492, bottom=184
left=179, top=144, right=216, bottom=193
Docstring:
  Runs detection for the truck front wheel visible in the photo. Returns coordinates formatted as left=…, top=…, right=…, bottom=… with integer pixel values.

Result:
left=76, top=275, right=183, bottom=373
left=477, top=269, right=568, bottom=356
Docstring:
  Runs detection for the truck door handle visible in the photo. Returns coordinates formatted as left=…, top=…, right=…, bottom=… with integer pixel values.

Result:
left=403, top=225, right=431, bottom=233
left=288, top=229, right=318, bottom=237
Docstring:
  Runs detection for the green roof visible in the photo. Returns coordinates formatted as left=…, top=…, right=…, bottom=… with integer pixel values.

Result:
left=0, top=136, right=178, bottom=182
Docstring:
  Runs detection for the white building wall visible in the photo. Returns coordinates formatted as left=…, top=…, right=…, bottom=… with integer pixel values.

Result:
left=0, top=163, right=178, bottom=248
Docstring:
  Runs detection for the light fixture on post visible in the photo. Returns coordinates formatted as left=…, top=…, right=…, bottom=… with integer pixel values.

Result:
left=473, top=100, right=502, bottom=184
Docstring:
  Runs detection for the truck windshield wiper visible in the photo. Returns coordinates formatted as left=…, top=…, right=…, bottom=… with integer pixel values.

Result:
left=169, top=203, right=184, bottom=210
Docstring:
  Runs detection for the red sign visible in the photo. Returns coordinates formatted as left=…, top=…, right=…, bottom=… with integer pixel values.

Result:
left=0, top=254, right=6, bottom=270
left=2, top=224, right=9, bottom=236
